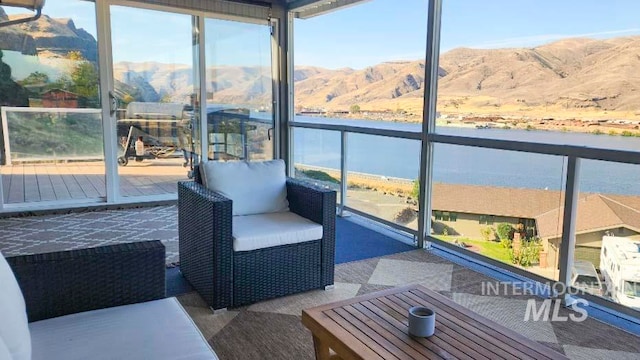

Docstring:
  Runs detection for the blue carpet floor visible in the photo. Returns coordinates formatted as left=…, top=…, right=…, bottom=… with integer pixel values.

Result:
left=334, top=217, right=415, bottom=264
left=166, top=217, right=415, bottom=297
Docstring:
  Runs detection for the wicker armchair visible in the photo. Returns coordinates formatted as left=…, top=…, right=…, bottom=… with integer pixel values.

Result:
left=7, top=241, right=166, bottom=322
left=178, top=165, right=336, bottom=310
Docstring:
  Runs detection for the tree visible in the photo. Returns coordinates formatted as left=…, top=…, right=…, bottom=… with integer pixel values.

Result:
left=480, top=226, right=494, bottom=241
left=350, top=104, right=361, bottom=113
left=66, top=51, right=84, bottom=61
left=496, top=223, right=515, bottom=240
left=20, top=71, right=50, bottom=86
left=0, top=50, right=29, bottom=107
left=67, top=52, right=100, bottom=107
left=411, top=178, right=420, bottom=199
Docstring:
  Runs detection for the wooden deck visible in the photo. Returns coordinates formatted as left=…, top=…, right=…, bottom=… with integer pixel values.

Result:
left=1, top=159, right=188, bottom=204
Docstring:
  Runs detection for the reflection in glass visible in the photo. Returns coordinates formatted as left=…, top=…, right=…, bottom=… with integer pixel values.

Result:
left=0, top=0, right=105, bottom=204
left=205, top=18, right=273, bottom=161
left=110, top=6, right=194, bottom=197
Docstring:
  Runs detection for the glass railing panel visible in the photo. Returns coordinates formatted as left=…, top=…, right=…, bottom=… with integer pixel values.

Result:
left=345, top=133, right=420, bottom=231
left=573, top=159, right=640, bottom=313
left=292, top=127, right=342, bottom=205
left=430, top=143, right=567, bottom=281
left=1, top=108, right=104, bottom=204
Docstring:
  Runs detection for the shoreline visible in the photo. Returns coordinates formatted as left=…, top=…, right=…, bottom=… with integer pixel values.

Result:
left=298, top=113, right=640, bottom=137
left=294, top=164, right=414, bottom=198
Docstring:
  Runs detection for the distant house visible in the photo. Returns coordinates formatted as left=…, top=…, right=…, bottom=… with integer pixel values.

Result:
left=430, top=183, right=640, bottom=270
left=41, top=89, right=81, bottom=108
left=535, top=193, right=640, bottom=271
left=430, top=183, right=559, bottom=239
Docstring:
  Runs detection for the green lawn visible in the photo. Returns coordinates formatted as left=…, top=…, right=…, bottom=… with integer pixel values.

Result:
left=433, top=235, right=512, bottom=264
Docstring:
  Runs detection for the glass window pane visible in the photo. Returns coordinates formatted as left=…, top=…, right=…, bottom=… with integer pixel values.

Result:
left=438, top=0, right=640, bottom=152
left=574, top=160, right=640, bottom=311
left=205, top=19, right=273, bottom=161
left=292, top=127, right=341, bottom=204
left=110, top=6, right=195, bottom=197
left=346, top=134, right=420, bottom=231
left=430, top=144, right=566, bottom=280
left=1, top=0, right=105, bottom=205
left=293, top=0, right=427, bottom=125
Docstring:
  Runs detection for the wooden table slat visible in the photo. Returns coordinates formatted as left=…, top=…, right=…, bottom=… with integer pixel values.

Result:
left=328, top=308, right=403, bottom=360
left=353, top=301, right=473, bottom=360
left=302, top=310, right=385, bottom=360
left=343, top=304, right=444, bottom=360
left=398, top=291, right=543, bottom=360
left=382, top=294, right=517, bottom=360
left=410, top=288, right=562, bottom=360
left=302, top=285, right=569, bottom=360
left=363, top=299, right=489, bottom=360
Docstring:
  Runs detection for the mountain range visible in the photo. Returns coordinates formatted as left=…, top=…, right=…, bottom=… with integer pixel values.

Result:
left=2, top=11, right=640, bottom=119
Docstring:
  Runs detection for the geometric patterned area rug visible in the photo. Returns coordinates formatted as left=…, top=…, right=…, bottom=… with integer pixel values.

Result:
left=0, top=206, right=181, bottom=264
left=179, top=250, right=640, bottom=360
left=0, top=205, right=415, bottom=267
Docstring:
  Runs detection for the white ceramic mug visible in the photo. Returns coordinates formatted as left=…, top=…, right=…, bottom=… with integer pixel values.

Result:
left=408, top=306, right=436, bottom=337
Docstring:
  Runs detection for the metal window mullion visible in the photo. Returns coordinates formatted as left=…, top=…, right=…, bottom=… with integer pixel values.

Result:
left=285, top=11, right=295, bottom=176
left=558, top=156, right=581, bottom=301
left=418, top=0, right=443, bottom=248
left=270, top=18, right=281, bottom=161
left=198, top=15, right=208, bottom=163
left=340, top=130, right=348, bottom=215
left=96, top=0, right=119, bottom=203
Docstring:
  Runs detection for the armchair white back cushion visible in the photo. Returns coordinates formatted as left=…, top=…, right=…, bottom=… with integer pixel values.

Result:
left=0, top=251, right=31, bottom=360
left=200, top=160, right=289, bottom=216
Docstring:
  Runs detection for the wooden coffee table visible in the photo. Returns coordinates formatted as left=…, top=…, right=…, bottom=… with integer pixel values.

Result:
left=302, top=285, right=568, bottom=360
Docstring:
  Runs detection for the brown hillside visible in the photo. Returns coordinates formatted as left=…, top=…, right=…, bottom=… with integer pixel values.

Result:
left=294, top=36, right=640, bottom=121
left=3, top=13, right=639, bottom=122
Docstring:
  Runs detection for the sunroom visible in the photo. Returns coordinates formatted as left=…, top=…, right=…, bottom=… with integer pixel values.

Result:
left=0, top=0, right=639, bottom=359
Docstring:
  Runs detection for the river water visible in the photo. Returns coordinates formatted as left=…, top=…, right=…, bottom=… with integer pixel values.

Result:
left=292, top=116, right=640, bottom=195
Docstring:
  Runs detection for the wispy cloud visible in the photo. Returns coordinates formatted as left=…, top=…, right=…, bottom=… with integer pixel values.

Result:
left=458, top=28, right=640, bottom=50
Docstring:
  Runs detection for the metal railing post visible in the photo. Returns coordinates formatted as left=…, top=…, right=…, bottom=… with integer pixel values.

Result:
left=558, top=156, right=580, bottom=302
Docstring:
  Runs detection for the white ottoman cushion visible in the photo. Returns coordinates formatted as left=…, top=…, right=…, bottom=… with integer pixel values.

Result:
left=30, top=298, right=217, bottom=360
left=233, top=211, right=323, bottom=251
left=0, top=336, right=13, bottom=360
left=200, top=160, right=289, bottom=216
left=0, top=251, right=30, bottom=360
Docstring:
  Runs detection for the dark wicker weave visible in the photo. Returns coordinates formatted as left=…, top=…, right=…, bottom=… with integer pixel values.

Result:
left=6, top=240, right=166, bottom=322
left=178, top=167, right=336, bottom=309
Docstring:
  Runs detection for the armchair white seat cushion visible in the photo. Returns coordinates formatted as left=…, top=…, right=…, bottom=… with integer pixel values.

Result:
left=0, top=251, right=31, bottom=360
left=232, top=212, right=323, bottom=252
left=200, top=160, right=289, bottom=216
left=29, top=298, right=217, bottom=360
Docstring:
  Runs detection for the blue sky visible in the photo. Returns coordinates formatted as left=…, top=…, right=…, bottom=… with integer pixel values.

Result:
left=4, top=0, right=640, bottom=69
